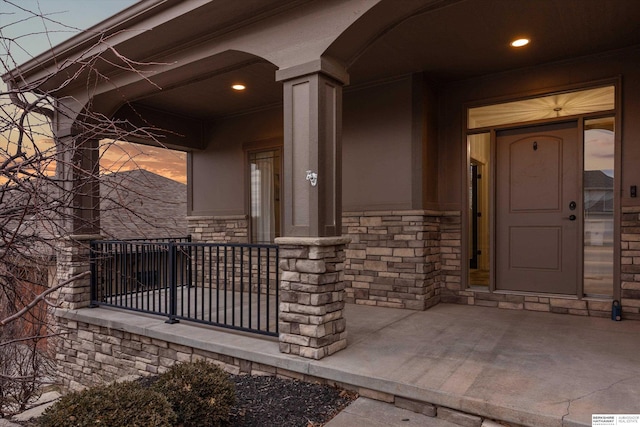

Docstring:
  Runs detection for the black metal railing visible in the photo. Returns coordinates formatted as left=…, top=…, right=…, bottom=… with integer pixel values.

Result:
left=90, top=238, right=279, bottom=337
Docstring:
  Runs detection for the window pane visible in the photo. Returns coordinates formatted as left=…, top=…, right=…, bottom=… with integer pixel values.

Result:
left=468, top=132, right=491, bottom=287
left=250, top=150, right=281, bottom=243
left=468, top=86, right=614, bottom=129
left=583, top=117, right=614, bottom=296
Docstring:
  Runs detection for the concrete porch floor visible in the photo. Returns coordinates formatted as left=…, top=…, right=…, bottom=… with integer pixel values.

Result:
left=67, top=303, right=640, bottom=427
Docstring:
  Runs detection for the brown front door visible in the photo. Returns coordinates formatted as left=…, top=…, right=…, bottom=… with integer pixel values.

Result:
left=496, top=122, right=579, bottom=294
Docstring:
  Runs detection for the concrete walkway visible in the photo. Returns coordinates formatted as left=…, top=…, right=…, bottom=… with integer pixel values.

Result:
left=59, top=303, right=640, bottom=427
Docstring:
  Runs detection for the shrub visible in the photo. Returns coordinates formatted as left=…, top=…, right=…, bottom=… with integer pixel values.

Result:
left=37, top=381, right=176, bottom=427
left=151, top=360, right=236, bottom=427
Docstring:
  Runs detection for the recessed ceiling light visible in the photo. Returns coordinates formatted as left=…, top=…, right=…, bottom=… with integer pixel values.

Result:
left=510, top=38, right=530, bottom=48
left=232, top=84, right=246, bottom=91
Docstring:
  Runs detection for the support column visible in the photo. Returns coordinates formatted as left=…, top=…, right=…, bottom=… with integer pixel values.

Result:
left=276, top=236, right=350, bottom=359
left=54, top=132, right=101, bottom=309
left=276, top=58, right=350, bottom=359
left=277, top=58, right=348, bottom=238
left=56, top=134, right=100, bottom=235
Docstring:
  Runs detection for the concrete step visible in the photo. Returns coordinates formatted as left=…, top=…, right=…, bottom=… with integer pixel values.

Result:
left=326, top=397, right=498, bottom=427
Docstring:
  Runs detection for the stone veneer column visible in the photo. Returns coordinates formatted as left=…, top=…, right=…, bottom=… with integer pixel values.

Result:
left=276, top=236, right=350, bottom=359
left=621, top=206, right=640, bottom=320
left=55, top=235, right=102, bottom=309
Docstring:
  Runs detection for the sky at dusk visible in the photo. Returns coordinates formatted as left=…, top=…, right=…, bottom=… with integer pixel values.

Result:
left=1, top=0, right=187, bottom=184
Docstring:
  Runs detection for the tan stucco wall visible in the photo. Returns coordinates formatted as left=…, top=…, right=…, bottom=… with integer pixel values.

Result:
left=189, top=107, right=283, bottom=216
left=190, top=76, right=421, bottom=216
left=343, top=77, right=416, bottom=211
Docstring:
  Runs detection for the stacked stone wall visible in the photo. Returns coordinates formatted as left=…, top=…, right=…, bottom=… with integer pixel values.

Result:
left=187, top=215, right=248, bottom=243
left=457, top=291, right=612, bottom=317
left=53, top=316, right=333, bottom=391
left=621, top=206, right=640, bottom=320
left=342, top=210, right=444, bottom=310
left=437, top=213, right=463, bottom=303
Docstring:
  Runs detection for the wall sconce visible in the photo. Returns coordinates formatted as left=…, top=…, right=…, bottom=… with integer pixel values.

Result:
left=306, top=170, right=318, bottom=187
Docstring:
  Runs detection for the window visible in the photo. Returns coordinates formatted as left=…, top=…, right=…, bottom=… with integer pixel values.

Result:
left=249, top=149, right=281, bottom=243
left=583, top=117, right=615, bottom=296
left=468, top=86, right=615, bottom=130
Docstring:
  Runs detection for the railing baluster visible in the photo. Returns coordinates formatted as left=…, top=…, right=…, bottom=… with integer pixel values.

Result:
left=223, top=246, right=228, bottom=325
left=266, top=246, right=270, bottom=333
left=257, top=247, right=262, bottom=332
left=275, top=247, right=279, bottom=334
left=240, top=246, right=244, bottom=326
left=231, top=246, right=236, bottom=327
left=248, top=246, right=253, bottom=330
left=166, top=241, right=178, bottom=324
left=216, top=246, right=221, bottom=325
left=208, top=245, right=212, bottom=323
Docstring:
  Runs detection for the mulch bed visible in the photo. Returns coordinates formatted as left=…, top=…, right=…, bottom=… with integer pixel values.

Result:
left=138, top=373, right=357, bottom=426
left=228, top=375, right=357, bottom=426
left=14, top=374, right=356, bottom=427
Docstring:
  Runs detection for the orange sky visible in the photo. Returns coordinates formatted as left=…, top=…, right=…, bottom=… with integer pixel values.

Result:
left=12, top=136, right=187, bottom=184
left=100, top=140, right=187, bottom=184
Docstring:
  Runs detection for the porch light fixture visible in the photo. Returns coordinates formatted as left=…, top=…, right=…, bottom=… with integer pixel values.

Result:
left=232, top=84, right=246, bottom=91
left=510, top=38, right=530, bottom=48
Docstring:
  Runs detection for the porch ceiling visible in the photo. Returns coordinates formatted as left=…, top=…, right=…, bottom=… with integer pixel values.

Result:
left=335, top=0, right=640, bottom=83
left=132, top=61, right=281, bottom=120
left=130, top=0, right=640, bottom=120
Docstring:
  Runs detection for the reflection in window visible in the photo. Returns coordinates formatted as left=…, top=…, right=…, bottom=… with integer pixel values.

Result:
left=583, top=117, right=614, bottom=296
left=468, top=133, right=491, bottom=287
left=249, top=150, right=281, bottom=243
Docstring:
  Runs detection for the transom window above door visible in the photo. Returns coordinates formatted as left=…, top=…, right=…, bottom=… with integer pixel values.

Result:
left=468, top=86, right=614, bottom=130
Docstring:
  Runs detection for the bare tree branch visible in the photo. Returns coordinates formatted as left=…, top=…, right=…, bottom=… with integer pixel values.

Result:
left=0, top=271, right=90, bottom=327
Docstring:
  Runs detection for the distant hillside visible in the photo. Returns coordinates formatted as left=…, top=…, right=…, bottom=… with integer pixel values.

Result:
left=100, top=169, right=187, bottom=239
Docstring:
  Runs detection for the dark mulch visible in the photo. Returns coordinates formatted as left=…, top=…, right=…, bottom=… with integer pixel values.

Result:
left=228, top=375, right=356, bottom=427
left=138, top=373, right=356, bottom=427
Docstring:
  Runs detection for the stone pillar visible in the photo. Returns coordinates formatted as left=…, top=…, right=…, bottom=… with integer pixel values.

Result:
left=55, top=235, right=101, bottom=309
left=276, top=236, right=350, bottom=360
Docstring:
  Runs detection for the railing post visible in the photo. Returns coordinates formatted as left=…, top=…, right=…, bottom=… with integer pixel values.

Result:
left=89, top=241, right=98, bottom=308
left=166, top=241, right=179, bottom=324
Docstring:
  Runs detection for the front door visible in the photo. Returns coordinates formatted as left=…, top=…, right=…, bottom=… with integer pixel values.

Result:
left=496, top=122, right=579, bottom=294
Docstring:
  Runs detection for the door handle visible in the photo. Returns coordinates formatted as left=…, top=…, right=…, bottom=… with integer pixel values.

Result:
left=567, top=215, right=576, bottom=221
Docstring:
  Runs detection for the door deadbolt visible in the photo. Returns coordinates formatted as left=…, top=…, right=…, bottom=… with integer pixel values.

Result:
left=569, top=201, right=577, bottom=210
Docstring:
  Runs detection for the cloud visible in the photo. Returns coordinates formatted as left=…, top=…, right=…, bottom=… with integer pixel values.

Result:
left=585, top=129, right=614, bottom=172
